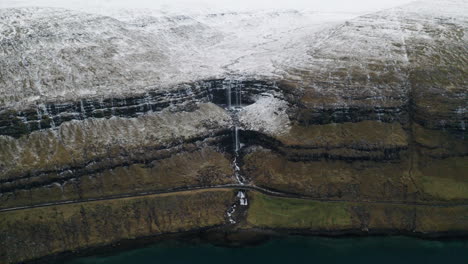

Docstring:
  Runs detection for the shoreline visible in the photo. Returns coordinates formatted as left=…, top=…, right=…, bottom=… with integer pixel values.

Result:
left=28, top=227, right=468, bottom=264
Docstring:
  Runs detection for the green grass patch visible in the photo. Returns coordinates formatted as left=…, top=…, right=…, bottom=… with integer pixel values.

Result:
left=418, top=156, right=468, bottom=200
left=422, top=176, right=468, bottom=200
left=246, top=192, right=352, bottom=230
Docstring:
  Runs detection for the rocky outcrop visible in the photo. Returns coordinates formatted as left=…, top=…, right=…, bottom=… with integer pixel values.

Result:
left=0, top=79, right=280, bottom=138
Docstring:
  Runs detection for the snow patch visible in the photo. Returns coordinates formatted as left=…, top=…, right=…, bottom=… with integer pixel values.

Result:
left=238, top=94, right=290, bottom=136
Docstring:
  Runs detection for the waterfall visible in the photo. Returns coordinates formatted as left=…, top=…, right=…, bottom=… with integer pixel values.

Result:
left=234, top=126, right=240, bottom=152
left=225, top=80, right=232, bottom=110
left=80, top=100, right=87, bottom=119
left=226, top=204, right=237, bottom=224
left=233, top=156, right=245, bottom=184
left=224, top=79, right=246, bottom=186
left=225, top=190, right=248, bottom=224
left=40, top=104, right=56, bottom=128
left=36, top=108, right=42, bottom=130
left=235, top=85, right=241, bottom=108
left=237, top=190, right=248, bottom=206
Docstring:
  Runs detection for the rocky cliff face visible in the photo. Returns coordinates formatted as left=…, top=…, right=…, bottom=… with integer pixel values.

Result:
left=0, top=0, right=467, bottom=263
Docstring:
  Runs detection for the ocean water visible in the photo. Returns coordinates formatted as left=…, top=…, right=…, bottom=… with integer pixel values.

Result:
left=65, top=236, right=468, bottom=264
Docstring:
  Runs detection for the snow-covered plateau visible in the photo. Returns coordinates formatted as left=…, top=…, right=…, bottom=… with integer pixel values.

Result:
left=0, top=0, right=463, bottom=108
left=0, top=1, right=467, bottom=263
left=0, top=6, right=355, bottom=108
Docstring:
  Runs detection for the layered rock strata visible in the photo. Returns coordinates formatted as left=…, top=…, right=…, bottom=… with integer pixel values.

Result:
left=0, top=1, right=467, bottom=263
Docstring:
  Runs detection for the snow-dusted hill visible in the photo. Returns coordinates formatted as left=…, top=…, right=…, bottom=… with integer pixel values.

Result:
left=0, top=7, right=178, bottom=108
left=1, top=0, right=466, bottom=110
left=0, top=0, right=466, bottom=137
left=0, top=6, right=359, bottom=108
left=0, top=2, right=467, bottom=263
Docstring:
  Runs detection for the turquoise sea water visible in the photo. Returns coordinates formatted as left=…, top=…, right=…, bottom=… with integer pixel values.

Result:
left=66, top=236, right=468, bottom=264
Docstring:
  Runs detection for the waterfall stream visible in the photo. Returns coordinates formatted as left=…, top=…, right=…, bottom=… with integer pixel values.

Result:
left=224, top=79, right=248, bottom=224
left=224, top=80, right=245, bottom=185
left=226, top=190, right=248, bottom=224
